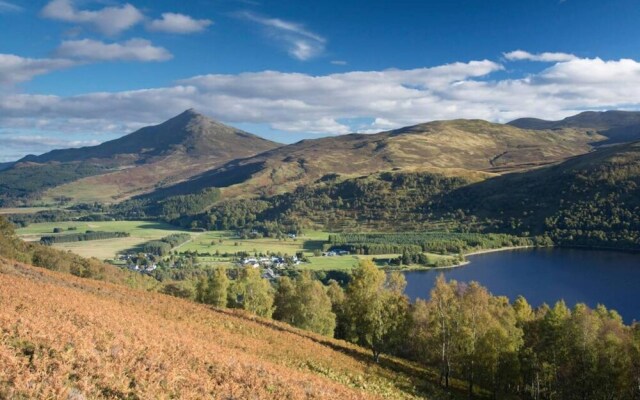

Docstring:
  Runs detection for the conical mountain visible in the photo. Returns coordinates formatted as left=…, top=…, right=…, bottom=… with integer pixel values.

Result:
left=19, top=109, right=278, bottom=164
left=1, top=110, right=281, bottom=205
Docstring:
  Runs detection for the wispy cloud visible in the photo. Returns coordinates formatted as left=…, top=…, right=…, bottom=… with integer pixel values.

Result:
left=331, top=60, right=348, bottom=66
left=237, top=11, right=326, bottom=60
left=55, top=38, right=173, bottom=62
left=147, top=12, right=213, bottom=34
left=0, top=54, right=76, bottom=84
left=503, top=50, right=578, bottom=62
left=41, top=0, right=144, bottom=36
left=0, top=1, right=23, bottom=13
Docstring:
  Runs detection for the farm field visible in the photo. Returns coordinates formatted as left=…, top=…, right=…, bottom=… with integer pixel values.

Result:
left=17, top=220, right=193, bottom=260
left=16, top=220, right=458, bottom=269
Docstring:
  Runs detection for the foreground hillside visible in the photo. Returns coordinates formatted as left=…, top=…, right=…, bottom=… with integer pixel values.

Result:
left=0, top=259, right=444, bottom=400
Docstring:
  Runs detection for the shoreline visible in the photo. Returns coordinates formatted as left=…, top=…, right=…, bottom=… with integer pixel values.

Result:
left=393, top=245, right=540, bottom=272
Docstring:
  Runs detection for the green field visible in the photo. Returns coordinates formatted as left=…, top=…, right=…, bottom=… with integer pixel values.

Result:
left=17, top=220, right=192, bottom=260
left=16, top=220, right=458, bottom=270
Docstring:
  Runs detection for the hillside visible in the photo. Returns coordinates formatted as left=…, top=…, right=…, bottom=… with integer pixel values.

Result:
left=440, top=140, right=640, bottom=248
left=509, top=110, right=640, bottom=145
left=147, top=141, right=640, bottom=251
left=0, top=110, right=280, bottom=205
left=148, top=119, right=602, bottom=200
left=0, top=258, right=446, bottom=400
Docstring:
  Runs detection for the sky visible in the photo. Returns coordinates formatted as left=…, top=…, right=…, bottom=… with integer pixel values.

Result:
left=1, top=0, right=640, bottom=162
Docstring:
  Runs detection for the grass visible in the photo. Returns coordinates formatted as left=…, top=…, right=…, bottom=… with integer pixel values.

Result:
left=17, top=220, right=193, bottom=260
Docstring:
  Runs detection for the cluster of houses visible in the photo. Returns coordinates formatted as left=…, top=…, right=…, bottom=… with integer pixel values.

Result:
left=116, top=253, right=158, bottom=273
left=239, top=255, right=301, bottom=269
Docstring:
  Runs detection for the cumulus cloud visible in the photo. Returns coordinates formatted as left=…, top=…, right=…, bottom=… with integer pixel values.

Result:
left=147, top=12, right=212, bottom=34
left=0, top=54, right=76, bottom=84
left=0, top=1, right=22, bottom=13
left=237, top=11, right=325, bottom=60
left=4, top=54, right=640, bottom=159
left=55, top=38, right=173, bottom=62
left=504, top=50, right=578, bottom=62
left=41, top=0, right=144, bottom=36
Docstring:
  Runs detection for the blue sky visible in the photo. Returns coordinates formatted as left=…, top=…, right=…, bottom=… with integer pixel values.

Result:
left=1, top=0, right=640, bottom=161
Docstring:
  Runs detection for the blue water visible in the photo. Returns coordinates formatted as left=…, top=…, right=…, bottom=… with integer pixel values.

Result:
left=403, top=248, right=640, bottom=323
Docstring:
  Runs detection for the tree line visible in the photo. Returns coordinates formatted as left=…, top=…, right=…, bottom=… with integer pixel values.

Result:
left=194, top=260, right=640, bottom=399
left=142, top=233, right=191, bottom=256
left=40, top=230, right=130, bottom=245
left=328, top=232, right=538, bottom=255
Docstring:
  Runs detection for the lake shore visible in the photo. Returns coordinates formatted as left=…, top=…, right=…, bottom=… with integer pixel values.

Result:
left=423, top=246, right=540, bottom=271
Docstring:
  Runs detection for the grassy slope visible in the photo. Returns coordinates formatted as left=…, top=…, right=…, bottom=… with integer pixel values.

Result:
left=0, top=259, right=454, bottom=400
left=145, top=119, right=601, bottom=202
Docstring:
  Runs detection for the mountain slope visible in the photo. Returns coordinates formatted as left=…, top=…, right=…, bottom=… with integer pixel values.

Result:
left=0, top=259, right=443, bottom=400
left=509, top=110, right=640, bottom=145
left=0, top=110, right=280, bottom=205
left=149, top=119, right=602, bottom=200
left=437, top=140, right=640, bottom=248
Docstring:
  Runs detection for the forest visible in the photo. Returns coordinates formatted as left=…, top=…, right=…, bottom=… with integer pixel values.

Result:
left=327, top=232, right=540, bottom=255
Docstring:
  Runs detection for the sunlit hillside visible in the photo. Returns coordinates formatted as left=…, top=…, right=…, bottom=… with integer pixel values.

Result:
left=0, top=259, right=452, bottom=400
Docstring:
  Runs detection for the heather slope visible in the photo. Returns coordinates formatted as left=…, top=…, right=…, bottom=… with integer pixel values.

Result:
left=0, top=259, right=448, bottom=400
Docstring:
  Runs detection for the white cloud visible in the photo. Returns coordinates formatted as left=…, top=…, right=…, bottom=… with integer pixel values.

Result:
left=0, top=1, right=22, bottom=13
left=4, top=54, right=640, bottom=157
left=331, top=60, right=348, bottom=66
left=41, top=0, right=144, bottom=36
left=55, top=38, right=173, bottom=62
left=0, top=54, right=76, bottom=84
left=237, top=11, right=325, bottom=60
left=147, top=12, right=212, bottom=34
left=504, top=50, right=578, bottom=62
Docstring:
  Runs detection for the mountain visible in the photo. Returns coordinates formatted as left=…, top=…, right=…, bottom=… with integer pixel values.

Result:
left=509, top=110, right=640, bottom=145
left=148, top=119, right=602, bottom=200
left=0, top=162, right=14, bottom=171
left=0, top=110, right=280, bottom=206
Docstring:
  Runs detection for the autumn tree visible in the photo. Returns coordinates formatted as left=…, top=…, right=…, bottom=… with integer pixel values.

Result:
left=228, top=267, right=274, bottom=318
left=204, top=266, right=229, bottom=307
left=343, top=260, right=409, bottom=362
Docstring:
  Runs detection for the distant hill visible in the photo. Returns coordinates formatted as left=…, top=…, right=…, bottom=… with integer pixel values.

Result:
left=0, top=110, right=280, bottom=205
left=509, top=110, right=640, bottom=145
left=439, top=140, right=640, bottom=248
left=150, top=119, right=602, bottom=200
